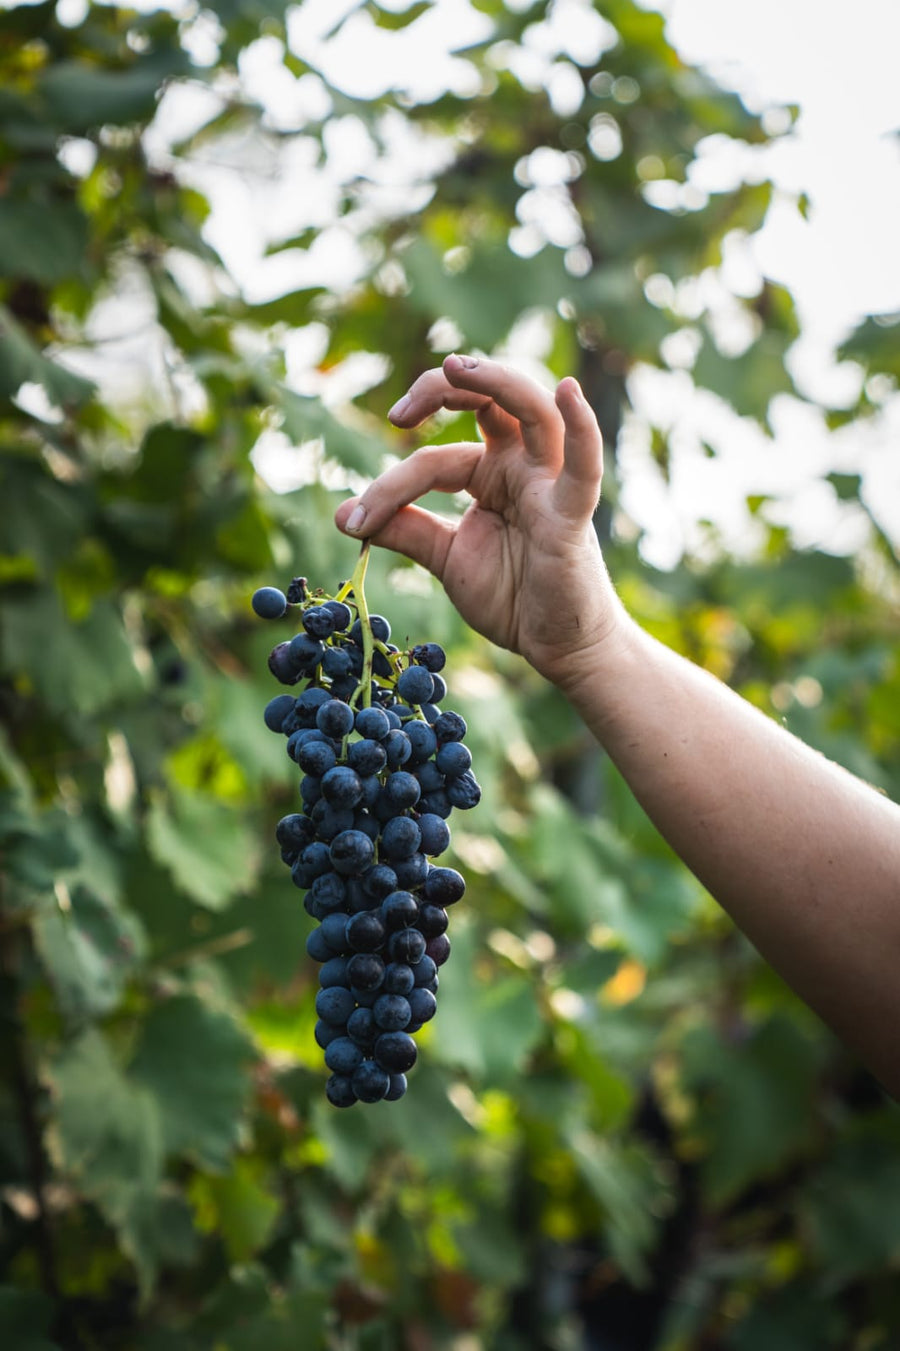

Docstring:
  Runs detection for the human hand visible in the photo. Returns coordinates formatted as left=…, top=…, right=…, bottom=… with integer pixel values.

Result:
left=334, top=354, right=626, bottom=689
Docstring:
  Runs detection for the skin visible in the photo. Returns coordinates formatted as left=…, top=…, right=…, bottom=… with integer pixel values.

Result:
left=335, top=353, right=900, bottom=1098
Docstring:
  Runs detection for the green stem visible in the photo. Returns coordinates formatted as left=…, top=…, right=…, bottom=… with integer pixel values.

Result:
left=346, top=541, right=374, bottom=709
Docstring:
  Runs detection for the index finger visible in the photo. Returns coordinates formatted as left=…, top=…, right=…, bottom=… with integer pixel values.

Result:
left=391, top=354, right=564, bottom=465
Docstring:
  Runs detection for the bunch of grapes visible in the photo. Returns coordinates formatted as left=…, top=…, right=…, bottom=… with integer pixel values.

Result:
left=251, top=547, right=480, bottom=1107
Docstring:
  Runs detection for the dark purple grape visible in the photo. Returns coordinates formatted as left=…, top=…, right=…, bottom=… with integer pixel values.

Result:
left=264, top=694, right=296, bottom=733
left=390, top=928, right=426, bottom=965
left=381, top=890, right=418, bottom=931
left=435, top=741, right=472, bottom=777
left=411, top=642, right=446, bottom=672
left=345, top=910, right=386, bottom=954
left=423, top=866, right=466, bottom=905
left=252, top=586, right=287, bottom=619
left=374, top=1031, right=418, bottom=1073
left=434, top=711, right=466, bottom=742
left=417, top=813, right=451, bottom=857
left=347, top=952, right=385, bottom=991
left=355, top=706, right=391, bottom=740
left=303, top=605, right=337, bottom=638
left=324, top=1036, right=364, bottom=1075
left=426, top=933, right=451, bottom=967
left=383, top=962, right=415, bottom=996
left=397, top=665, right=435, bottom=705
left=352, top=1059, right=390, bottom=1103
left=325, top=1074, right=357, bottom=1108
left=316, top=986, right=356, bottom=1026
left=408, top=987, right=437, bottom=1024
left=317, top=699, right=355, bottom=739
left=385, top=1073, right=408, bottom=1101
left=381, top=816, right=421, bottom=860
left=330, top=829, right=375, bottom=876
left=374, top=993, right=411, bottom=1031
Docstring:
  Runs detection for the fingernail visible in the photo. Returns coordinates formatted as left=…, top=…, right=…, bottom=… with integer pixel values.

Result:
left=388, top=394, right=412, bottom=422
left=345, top=504, right=367, bottom=533
left=447, top=353, right=479, bottom=371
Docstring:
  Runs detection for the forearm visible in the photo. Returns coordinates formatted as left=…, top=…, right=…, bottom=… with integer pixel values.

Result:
left=564, top=617, right=900, bottom=1096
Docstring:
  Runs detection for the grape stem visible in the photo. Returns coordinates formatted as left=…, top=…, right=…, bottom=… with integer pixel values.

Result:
left=338, top=541, right=374, bottom=710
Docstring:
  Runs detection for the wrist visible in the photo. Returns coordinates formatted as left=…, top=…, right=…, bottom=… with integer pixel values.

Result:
left=543, top=604, right=645, bottom=720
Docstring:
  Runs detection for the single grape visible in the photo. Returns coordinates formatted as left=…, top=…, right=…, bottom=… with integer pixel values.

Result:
left=383, top=771, right=421, bottom=812
left=383, top=962, right=416, bottom=996
left=252, top=586, right=287, bottom=619
left=405, top=721, right=438, bottom=764
left=411, top=642, right=446, bottom=672
left=390, top=928, right=426, bottom=965
left=407, top=987, right=437, bottom=1024
left=446, top=771, right=482, bottom=810
left=347, top=952, right=385, bottom=991
left=298, top=739, right=338, bottom=777
left=362, top=864, right=399, bottom=900
left=374, top=993, right=411, bottom=1031
left=289, top=632, right=324, bottom=671
left=315, top=985, right=356, bottom=1026
left=264, top=694, right=296, bottom=733
left=385, top=1073, right=408, bottom=1101
left=381, top=890, right=418, bottom=931
left=355, top=706, right=391, bottom=741
left=381, top=816, right=421, bottom=860
left=417, top=813, right=451, bottom=857
left=435, top=741, right=472, bottom=778
left=434, top=711, right=467, bottom=743
left=392, top=852, right=429, bottom=890
left=330, top=829, right=376, bottom=876
left=324, top=1036, right=364, bottom=1075
left=416, top=904, right=448, bottom=939
left=275, top=814, right=315, bottom=853
left=320, top=911, right=353, bottom=955
left=325, top=1074, right=357, bottom=1108
left=268, top=642, right=302, bottom=685
left=345, top=910, right=386, bottom=954
left=352, top=1059, right=391, bottom=1104
left=347, top=738, right=388, bottom=776
left=426, top=933, right=451, bottom=967
left=303, top=605, right=337, bottom=638
left=374, top=1031, right=418, bottom=1073
left=317, top=699, right=355, bottom=739
left=428, top=867, right=465, bottom=905
left=347, top=1006, right=377, bottom=1047
left=319, top=956, right=351, bottom=988
left=321, top=765, right=364, bottom=810
left=397, top=665, right=435, bottom=705
left=323, top=599, right=353, bottom=631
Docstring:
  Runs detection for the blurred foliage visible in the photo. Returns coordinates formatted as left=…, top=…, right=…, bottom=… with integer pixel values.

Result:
left=0, top=1, right=899, bottom=1349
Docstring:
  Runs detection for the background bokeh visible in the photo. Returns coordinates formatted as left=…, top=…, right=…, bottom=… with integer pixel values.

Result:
left=1, top=2, right=899, bottom=1348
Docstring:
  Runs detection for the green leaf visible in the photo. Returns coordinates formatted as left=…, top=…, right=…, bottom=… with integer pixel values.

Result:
left=33, top=886, right=145, bottom=1023
left=0, top=590, right=147, bottom=716
left=189, top=1161, right=280, bottom=1262
left=0, top=1287, right=60, bottom=1351
left=369, top=1, right=431, bottom=29
left=430, top=920, right=543, bottom=1080
left=46, top=1030, right=164, bottom=1226
left=0, top=305, right=94, bottom=407
left=146, top=788, right=260, bottom=910
left=0, top=199, right=89, bottom=285
left=38, top=52, right=190, bottom=132
left=130, top=994, right=254, bottom=1169
left=681, top=1015, right=821, bottom=1206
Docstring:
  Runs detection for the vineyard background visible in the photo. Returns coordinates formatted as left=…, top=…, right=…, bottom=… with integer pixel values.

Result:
left=1, top=2, right=900, bottom=1348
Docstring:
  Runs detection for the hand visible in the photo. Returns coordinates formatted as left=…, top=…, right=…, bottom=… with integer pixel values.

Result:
left=334, top=354, right=624, bottom=688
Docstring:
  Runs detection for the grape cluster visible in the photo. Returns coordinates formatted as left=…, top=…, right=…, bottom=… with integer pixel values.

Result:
left=252, top=569, right=480, bottom=1107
